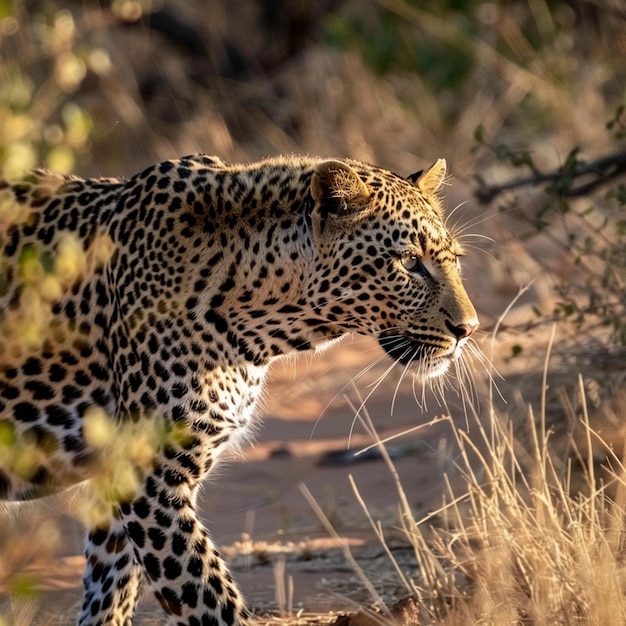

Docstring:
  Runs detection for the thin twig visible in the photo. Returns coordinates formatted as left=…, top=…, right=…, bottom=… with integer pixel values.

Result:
left=474, top=150, right=626, bottom=204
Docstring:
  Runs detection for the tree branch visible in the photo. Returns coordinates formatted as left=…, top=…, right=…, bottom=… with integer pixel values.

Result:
left=474, top=149, right=626, bottom=204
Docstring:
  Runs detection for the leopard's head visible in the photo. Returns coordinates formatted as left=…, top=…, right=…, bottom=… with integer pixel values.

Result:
left=308, top=158, right=478, bottom=380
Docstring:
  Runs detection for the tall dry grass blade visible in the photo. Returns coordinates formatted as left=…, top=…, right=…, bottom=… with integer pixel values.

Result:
left=539, top=324, right=557, bottom=443
left=348, top=474, right=414, bottom=595
left=347, top=394, right=467, bottom=618
left=487, top=283, right=534, bottom=415
left=354, top=415, right=449, bottom=457
left=578, top=372, right=596, bottom=540
left=298, top=483, right=392, bottom=624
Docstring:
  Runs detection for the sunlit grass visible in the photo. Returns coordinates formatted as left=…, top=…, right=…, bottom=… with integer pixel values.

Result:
left=329, top=365, right=626, bottom=625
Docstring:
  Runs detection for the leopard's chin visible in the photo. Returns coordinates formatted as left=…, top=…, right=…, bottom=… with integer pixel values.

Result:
left=420, top=356, right=451, bottom=380
left=377, top=334, right=454, bottom=379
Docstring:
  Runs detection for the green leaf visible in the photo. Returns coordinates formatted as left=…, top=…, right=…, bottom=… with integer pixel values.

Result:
left=0, top=0, right=12, bottom=20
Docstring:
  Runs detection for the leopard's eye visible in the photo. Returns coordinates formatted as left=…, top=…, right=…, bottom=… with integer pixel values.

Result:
left=401, top=252, right=430, bottom=278
left=402, top=253, right=420, bottom=271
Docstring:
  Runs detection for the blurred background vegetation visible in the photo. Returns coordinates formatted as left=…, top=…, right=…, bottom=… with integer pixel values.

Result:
left=1, top=0, right=622, bottom=169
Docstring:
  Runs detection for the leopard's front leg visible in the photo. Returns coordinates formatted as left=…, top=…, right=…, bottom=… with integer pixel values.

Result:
left=79, top=519, right=143, bottom=626
left=117, top=449, right=251, bottom=626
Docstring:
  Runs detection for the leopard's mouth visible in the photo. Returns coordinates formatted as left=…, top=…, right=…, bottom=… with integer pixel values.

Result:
left=377, top=333, right=455, bottom=378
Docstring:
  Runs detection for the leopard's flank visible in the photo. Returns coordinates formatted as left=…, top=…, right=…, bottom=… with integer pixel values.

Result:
left=0, top=154, right=478, bottom=625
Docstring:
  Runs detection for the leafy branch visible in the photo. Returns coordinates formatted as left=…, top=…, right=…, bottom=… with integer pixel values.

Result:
left=474, top=149, right=626, bottom=204
left=473, top=106, right=626, bottom=204
left=471, top=105, right=626, bottom=346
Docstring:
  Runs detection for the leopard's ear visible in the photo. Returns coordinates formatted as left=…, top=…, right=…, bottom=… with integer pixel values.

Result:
left=311, top=161, right=370, bottom=216
left=408, top=159, right=447, bottom=195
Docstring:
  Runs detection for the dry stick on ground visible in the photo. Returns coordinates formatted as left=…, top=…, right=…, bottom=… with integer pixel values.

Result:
left=474, top=150, right=626, bottom=204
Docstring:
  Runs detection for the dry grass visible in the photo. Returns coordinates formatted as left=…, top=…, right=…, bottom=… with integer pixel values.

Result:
left=289, top=317, right=626, bottom=625
left=414, top=404, right=626, bottom=624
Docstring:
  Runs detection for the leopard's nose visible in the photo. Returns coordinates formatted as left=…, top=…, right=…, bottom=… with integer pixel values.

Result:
left=446, top=319, right=479, bottom=340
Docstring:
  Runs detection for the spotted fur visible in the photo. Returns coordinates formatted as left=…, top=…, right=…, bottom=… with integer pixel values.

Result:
left=0, top=154, right=478, bottom=625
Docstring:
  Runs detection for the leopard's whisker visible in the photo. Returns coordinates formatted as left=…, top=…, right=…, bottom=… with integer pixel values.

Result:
left=389, top=351, right=419, bottom=416
left=347, top=349, right=412, bottom=446
left=310, top=351, right=389, bottom=438
left=448, top=206, right=500, bottom=239
left=444, top=200, right=470, bottom=232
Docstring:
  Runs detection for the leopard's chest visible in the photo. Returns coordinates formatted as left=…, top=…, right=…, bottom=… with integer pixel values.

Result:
left=126, top=361, right=265, bottom=429
left=140, top=361, right=269, bottom=458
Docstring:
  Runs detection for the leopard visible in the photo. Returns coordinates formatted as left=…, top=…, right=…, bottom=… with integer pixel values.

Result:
left=0, top=153, right=478, bottom=625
